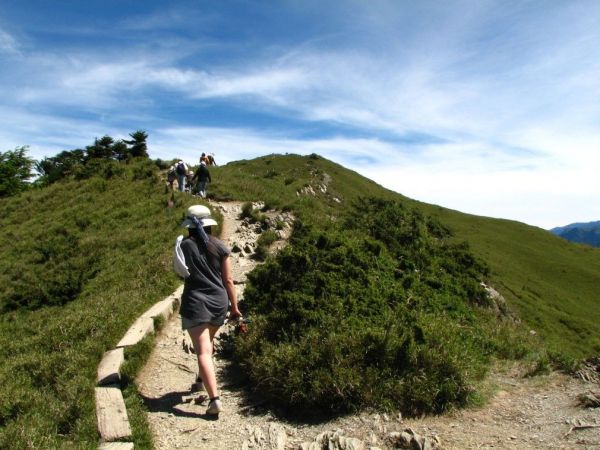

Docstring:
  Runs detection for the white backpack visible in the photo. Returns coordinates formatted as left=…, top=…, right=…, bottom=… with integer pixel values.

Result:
left=173, top=235, right=190, bottom=278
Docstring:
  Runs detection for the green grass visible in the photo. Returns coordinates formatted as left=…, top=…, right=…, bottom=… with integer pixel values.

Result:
left=419, top=206, right=600, bottom=359
left=0, top=159, right=213, bottom=448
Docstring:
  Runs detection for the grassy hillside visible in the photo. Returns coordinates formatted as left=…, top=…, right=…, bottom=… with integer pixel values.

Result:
left=0, top=159, right=206, bottom=448
left=1, top=152, right=598, bottom=446
left=209, top=154, right=600, bottom=360
left=421, top=207, right=600, bottom=359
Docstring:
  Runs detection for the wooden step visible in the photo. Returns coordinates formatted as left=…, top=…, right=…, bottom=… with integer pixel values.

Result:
left=97, top=348, right=124, bottom=385
left=116, top=317, right=154, bottom=348
left=95, top=386, right=131, bottom=441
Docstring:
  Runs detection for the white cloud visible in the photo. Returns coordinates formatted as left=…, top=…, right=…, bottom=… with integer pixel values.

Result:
left=0, top=28, right=20, bottom=55
left=3, top=1, right=600, bottom=229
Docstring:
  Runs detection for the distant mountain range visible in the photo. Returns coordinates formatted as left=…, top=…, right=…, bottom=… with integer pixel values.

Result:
left=550, top=220, right=600, bottom=247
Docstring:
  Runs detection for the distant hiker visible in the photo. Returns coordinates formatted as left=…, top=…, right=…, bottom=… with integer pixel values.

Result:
left=200, top=152, right=209, bottom=166
left=175, top=160, right=188, bottom=192
left=185, top=171, right=195, bottom=194
left=192, top=160, right=212, bottom=198
left=174, top=205, right=242, bottom=416
left=207, top=153, right=216, bottom=166
left=167, top=164, right=177, bottom=190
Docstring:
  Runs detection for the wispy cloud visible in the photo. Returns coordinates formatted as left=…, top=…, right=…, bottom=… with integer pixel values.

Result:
left=2, top=1, right=600, bottom=227
left=0, top=27, right=20, bottom=55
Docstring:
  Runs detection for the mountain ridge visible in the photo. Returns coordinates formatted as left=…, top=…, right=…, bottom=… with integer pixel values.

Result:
left=550, top=220, right=600, bottom=247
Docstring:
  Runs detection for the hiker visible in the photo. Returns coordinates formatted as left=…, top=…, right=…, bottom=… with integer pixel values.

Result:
left=192, top=160, right=212, bottom=198
left=167, top=164, right=177, bottom=190
left=207, top=153, right=216, bottom=166
left=200, top=152, right=209, bottom=166
left=175, top=205, right=241, bottom=416
left=185, top=170, right=195, bottom=194
left=175, top=160, right=188, bottom=192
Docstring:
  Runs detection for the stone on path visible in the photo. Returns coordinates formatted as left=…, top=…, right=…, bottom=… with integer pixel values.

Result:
left=95, top=386, right=132, bottom=441
left=268, top=423, right=287, bottom=450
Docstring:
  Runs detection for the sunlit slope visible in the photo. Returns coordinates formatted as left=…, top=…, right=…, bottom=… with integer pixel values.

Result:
left=211, top=154, right=600, bottom=359
left=0, top=159, right=203, bottom=447
left=420, top=206, right=600, bottom=359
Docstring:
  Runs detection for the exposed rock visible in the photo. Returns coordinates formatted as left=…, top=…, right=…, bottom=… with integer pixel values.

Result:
left=268, top=423, right=287, bottom=450
left=387, top=428, right=441, bottom=450
left=578, top=391, right=600, bottom=408
left=576, top=357, right=600, bottom=383
left=181, top=334, right=194, bottom=354
left=480, top=282, right=509, bottom=316
left=310, top=430, right=365, bottom=450
left=251, top=425, right=266, bottom=445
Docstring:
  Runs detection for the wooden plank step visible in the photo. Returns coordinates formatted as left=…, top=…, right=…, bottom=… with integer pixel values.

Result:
left=174, top=284, right=184, bottom=297
left=141, top=298, right=175, bottom=321
left=98, top=443, right=134, bottom=450
left=95, top=386, right=131, bottom=441
left=116, top=317, right=154, bottom=348
left=97, top=348, right=124, bottom=385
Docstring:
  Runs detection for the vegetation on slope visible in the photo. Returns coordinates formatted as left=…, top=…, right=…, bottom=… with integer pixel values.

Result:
left=0, top=158, right=205, bottom=448
left=210, top=154, right=600, bottom=362
left=421, top=208, right=600, bottom=359
left=1, top=150, right=598, bottom=446
left=235, top=197, right=536, bottom=416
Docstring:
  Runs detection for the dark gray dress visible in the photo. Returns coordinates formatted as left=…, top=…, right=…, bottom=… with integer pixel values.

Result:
left=179, top=235, right=231, bottom=328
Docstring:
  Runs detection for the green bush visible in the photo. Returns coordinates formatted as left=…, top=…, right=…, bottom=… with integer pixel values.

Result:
left=239, top=201, right=267, bottom=225
left=235, top=198, right=510, bottom=417
left=254, top=230, right=278, bottom=261
left=240, top=202, right=254, bottom=219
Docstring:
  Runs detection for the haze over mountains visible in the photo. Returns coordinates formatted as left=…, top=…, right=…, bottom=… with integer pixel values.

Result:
left=550, top=220, right=600, bottom=247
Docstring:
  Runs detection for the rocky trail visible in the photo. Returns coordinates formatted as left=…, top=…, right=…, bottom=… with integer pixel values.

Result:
left=136, top=201, right=600, bottom=449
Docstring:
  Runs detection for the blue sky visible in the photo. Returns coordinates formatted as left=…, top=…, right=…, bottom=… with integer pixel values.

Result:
left=2, top=1, right=600, bottom=229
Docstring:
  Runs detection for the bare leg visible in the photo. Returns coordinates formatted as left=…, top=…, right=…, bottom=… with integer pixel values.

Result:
left=187, top=324, right=219, bottom=399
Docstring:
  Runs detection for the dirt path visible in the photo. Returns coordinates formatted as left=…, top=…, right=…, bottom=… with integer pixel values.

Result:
left=137, top=201, right=600, bottom=449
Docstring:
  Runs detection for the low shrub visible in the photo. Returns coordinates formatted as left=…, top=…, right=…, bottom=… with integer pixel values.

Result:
left=254, top=230, right=278, bottom=261
left=235, top=198, right=525, bottom=417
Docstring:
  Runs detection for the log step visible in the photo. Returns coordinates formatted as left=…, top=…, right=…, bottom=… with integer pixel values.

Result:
left=116, top=317, right=154, bottom=348
left=95, top=386, right=132, bottom=441
left=97, top=348, right=124, bottom=385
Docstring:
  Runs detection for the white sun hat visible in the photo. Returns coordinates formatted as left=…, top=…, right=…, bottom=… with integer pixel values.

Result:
left=181, top=204, right=218, bottom=228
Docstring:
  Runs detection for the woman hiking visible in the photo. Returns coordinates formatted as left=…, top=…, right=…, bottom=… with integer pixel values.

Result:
left=175, top=204, right=241, bottom=415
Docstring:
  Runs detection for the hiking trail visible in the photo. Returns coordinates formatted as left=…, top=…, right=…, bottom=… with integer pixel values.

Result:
left=136, top=201, right=600, bottom=449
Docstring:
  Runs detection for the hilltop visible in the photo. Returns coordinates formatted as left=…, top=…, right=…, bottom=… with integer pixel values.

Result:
left=0, top=153, right=599, bottom=448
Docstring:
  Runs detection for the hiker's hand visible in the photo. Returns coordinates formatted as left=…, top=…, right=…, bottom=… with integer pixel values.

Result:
left=229, top=309, right=242, bottom=322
